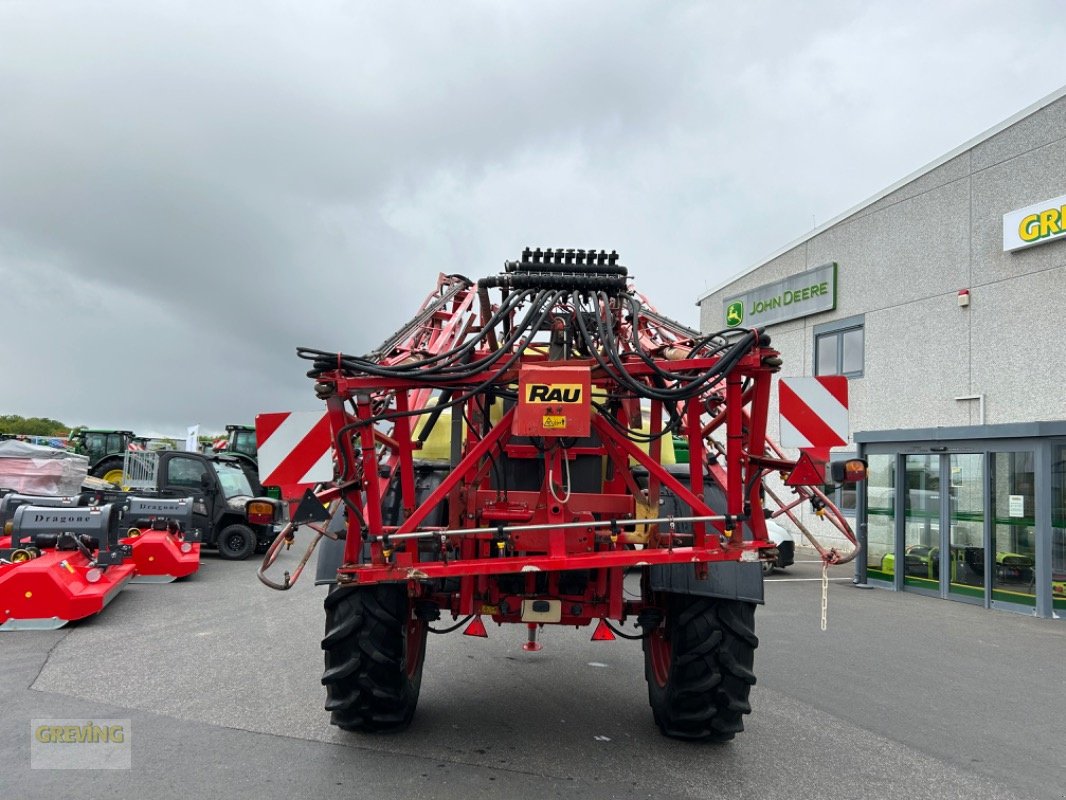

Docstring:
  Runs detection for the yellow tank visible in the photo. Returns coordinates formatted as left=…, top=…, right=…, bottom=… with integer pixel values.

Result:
left=411, top=400, right=463, bottom=462
left=411, top=393, right=674, bottom=465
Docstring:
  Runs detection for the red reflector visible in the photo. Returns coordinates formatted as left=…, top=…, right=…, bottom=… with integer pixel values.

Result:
left=463, top=616, right=488, bottom=638
left=591, top=619, right=616, bottom=641
left=785, top=452, right=825, bottom=486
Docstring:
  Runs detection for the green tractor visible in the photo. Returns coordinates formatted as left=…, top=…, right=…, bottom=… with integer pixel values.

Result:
left=213, top=424, right=266, bottom=495
left=218, top=424, right=257, bottom=461
left=68, top=429, right=141, bottom=485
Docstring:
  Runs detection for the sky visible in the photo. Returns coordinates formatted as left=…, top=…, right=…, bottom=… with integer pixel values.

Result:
left=1, top=0, right=1064, bottom=436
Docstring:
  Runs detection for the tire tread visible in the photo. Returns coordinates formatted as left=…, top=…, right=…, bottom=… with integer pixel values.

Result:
left=644, top=595, right=757, bottom=742
left=321, top=584, right=426, bottom=732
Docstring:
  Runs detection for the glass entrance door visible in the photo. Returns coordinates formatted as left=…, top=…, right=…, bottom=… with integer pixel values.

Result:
left=896, top=450, right=1036, bottom=606
left=902, top=454, right=941, bottom=592
left=900, top=453, right=984, bottom=600
left=947, top=454, right=984, bottom=601
left=990, top=451, right=1037, bottom=608
left=863, top=439, right=1056, bottom=617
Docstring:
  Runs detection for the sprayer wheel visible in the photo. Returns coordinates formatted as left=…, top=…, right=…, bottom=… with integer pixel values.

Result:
left=644, top=594, right=758, bottom=741
left=322, top=583, right=427, bottom=732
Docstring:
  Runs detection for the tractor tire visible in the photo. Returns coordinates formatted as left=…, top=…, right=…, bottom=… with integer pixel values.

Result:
left=322, top=583, right=427, bottom=733
left=91, top=457, right=125, bottom=487
left=643, top=594, right=758, bottom=742
left=217, top=524, right=257, bottom=560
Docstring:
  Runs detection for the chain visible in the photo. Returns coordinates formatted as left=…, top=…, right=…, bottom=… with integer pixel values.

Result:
left=820, top=560, right=829, bottom=632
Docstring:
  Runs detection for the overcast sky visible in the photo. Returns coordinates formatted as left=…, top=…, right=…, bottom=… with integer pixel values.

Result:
left=1, top=1, right=1063, bottom=436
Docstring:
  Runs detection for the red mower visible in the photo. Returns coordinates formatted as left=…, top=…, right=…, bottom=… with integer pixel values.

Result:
left=119, top=496, right=200, bottom=583
left=1, top=503, right=134, bottom=631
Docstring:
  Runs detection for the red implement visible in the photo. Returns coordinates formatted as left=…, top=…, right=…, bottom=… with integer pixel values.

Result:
left=120, top=496, right=201, bottom=582
left=0, top=547, right=133, bottom=630
left=120, top=529, right=200, bottom=583
left=2, top=502, right=135, bottom=630
left=259, top=249, right=864, bottom=740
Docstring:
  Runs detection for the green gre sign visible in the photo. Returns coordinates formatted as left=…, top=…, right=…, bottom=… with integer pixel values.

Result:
left=723, top=262, right=837, bottom=328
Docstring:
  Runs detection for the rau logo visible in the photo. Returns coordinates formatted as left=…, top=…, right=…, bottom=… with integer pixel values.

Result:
left=525, top=384, right=583, bottom=403
left=726, top=301, right=744, bottom=327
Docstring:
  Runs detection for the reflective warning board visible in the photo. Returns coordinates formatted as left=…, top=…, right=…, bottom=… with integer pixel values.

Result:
left=779, top=376, right=849, bottom=449
left=256, top=411, right=333, bottom=489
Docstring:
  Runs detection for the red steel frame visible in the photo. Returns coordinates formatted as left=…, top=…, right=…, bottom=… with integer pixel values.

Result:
left=301, top=275, right=811, bottom=625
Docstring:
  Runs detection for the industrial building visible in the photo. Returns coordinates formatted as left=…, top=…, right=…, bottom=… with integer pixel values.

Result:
left=697, top=86, right=1066, bottom=619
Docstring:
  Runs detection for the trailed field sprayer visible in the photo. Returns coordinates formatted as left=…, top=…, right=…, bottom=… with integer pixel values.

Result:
left=261, top=249, right=862, bottom=741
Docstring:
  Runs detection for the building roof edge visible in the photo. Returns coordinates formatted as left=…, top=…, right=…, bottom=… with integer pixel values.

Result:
left=696, top=83, right=1066, bottom=305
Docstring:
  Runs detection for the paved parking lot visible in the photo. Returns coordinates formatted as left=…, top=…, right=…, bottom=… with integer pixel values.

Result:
left=2, top=547, right=1062, bottom=799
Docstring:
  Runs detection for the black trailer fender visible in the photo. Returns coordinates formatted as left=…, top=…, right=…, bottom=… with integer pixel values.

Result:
left=648, top=561, right=764, bottom=604
left=645, top=467, right=765, bottom=604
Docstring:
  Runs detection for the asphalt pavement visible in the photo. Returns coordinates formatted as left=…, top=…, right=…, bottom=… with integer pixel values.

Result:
left=1, top=547, right=1062, bottom=800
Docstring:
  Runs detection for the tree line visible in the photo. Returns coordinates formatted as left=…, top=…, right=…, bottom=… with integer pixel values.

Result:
left=0, top=415, right=71, bottom=436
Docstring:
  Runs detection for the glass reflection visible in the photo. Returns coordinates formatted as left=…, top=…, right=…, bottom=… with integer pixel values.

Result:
left=866, top=454, right=895, bottom=581
left=991, top=452, right=1036, bottom=606
left=948, top=454, right=983, bottom=599
left=903, top=454, right=940, bottom=589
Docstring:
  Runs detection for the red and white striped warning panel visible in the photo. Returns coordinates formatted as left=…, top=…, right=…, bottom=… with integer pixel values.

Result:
left=778, top=376, right=849, bottom=449
left=256, top=411, right=334, bottom=488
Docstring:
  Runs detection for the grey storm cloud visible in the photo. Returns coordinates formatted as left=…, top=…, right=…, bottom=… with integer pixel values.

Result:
left=1, top=0, right=1064, bottom=434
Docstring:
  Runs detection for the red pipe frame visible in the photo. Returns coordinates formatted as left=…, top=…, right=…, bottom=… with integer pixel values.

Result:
left=329, top=352, right=779, bottom=592
left=296, top=276, right=859, bottom=627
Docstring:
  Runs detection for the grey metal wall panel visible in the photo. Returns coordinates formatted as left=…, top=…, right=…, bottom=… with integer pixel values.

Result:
left=970, top=268, right=1066, bottom=424
left=972, top=94, right=1066, bottom=172
left=971, top=137, right=1066, bottom=287
left=855, top=153, right=972, bottom=222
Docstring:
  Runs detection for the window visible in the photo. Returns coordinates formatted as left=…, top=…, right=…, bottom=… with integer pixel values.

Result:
left=167, top=456, right=209, bottom=488
left=212, top=461, right=254, bottom=499
left=814, top=315, right=864, bottom=377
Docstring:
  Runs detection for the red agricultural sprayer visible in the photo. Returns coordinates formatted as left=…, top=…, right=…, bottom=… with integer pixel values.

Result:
left=259, top=249, right=862, bottom=741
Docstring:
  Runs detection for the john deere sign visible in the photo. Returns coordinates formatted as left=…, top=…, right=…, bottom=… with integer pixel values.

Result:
left=723, top=262, right=837, bottom=328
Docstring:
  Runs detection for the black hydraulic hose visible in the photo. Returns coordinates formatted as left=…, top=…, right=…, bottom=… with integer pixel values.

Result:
left=591, top=401, right=681, bottom=443
left=386, top=288, right=536, bottom=376
left=574, top=291, right=760, bottom=403
left=622, top=295, right=730, bottom=384
left=602, top=619, right=648, bottom=640
left=298, top=289, right=552, bottom=383
left=298, top=289, right=532, bottom=380
left=299, top=289, right=533, bottom=377
left=428, top=615, right=473, bottom=634
left=416, top=390, right=454, bottom=445
left=325, top=291, right=566, bottom=432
